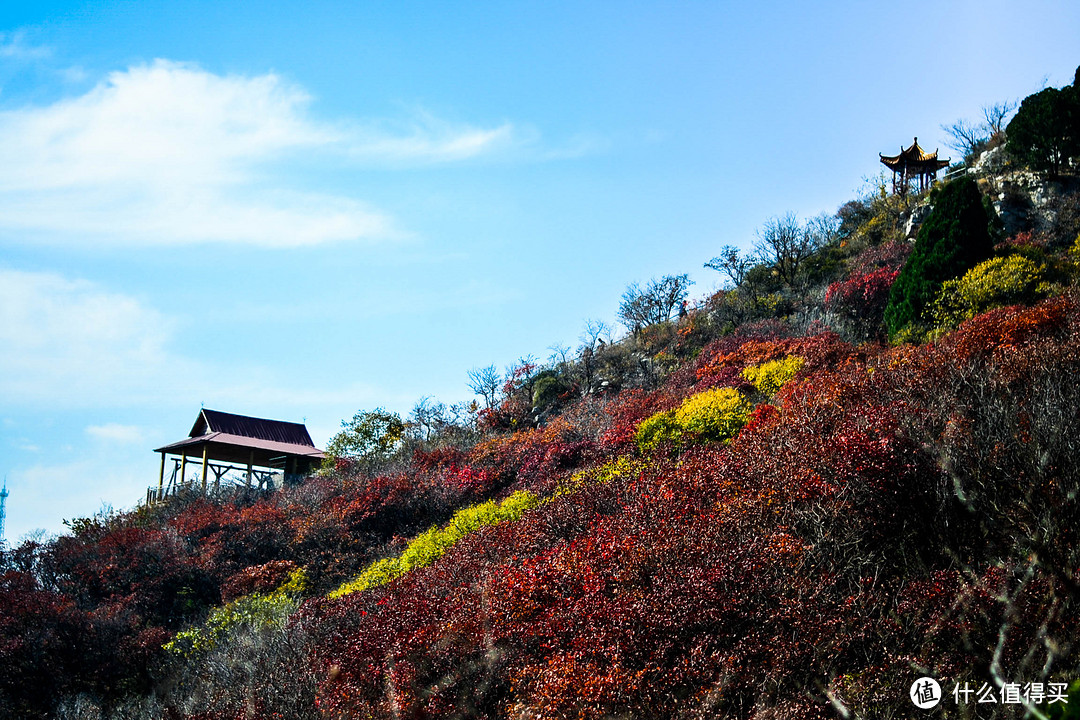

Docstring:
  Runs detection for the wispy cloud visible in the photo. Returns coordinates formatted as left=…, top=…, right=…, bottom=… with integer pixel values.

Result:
left=0, top=268, right=189, bottom=408
left=86, top=423, right=145, bottom=444
left=0, top=30, right=51, bottom=61
left=343, top=109, right=518, bottom=165
left=0, top=266, right=409, bottom=424
left=6, top=457, right=148, bottom=539
left=0, top=60, right=519, bottom=247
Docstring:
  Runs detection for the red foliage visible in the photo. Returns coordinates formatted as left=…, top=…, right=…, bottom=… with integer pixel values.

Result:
left=7, top=292, right=1080, bottom=718
left=825, top=267, right=899, bottom=339
left=220, top=559, right=298, bottom=602
left=696, top=330, right=859, bottom=383
left=848, top=238, right=913, bottom=276
left=410, top=445, right=467, bottom=473
left=303, top=302, right=1080, bottom=718
left=942, top=293, right=1075, bottom=365
left=468, top=416, right=601, bottom=494
left=996, top=229, right=1049, bottom=251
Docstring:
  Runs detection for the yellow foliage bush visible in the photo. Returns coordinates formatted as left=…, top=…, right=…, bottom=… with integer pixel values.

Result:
left=555, top=456, right=646, bottom=496
left=329, top=491, right=540, bottom=599
left=741, top=355, right=805, bottom=395
left=164, top=567, right=307, bottom=657
left=930, top=255, right=1050, bottom=329
left=635, top=387, right=751, bottom=454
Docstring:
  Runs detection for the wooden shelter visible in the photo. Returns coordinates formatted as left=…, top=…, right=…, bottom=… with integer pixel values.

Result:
left=880, top=137, right=950, bottom=195
left=149, top=409, right=324, bottom=503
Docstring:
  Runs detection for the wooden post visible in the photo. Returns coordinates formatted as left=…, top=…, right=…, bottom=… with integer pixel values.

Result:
left=247, top=450, right=254, bottom=488
left=180, top=453, right=187, bottom=487
left=201, top=445, right=209, bottom=493
left=157, top=453, right=166, bottom=501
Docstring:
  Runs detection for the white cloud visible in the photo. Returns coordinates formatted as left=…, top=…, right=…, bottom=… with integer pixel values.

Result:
left=86, top=423, right=144, bottom=444
left=0, top=60, right=517, bottom=247
left=344, top=110, right=518, bottom=165
left=0, top=268, right=192, bottom=408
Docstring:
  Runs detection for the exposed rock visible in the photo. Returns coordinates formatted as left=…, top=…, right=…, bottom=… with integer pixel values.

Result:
left=969, top=144, right=1007, bottom=175
left=990, top=170, right=1075, bottom=236
left=902, top=202, right=932, bottom=239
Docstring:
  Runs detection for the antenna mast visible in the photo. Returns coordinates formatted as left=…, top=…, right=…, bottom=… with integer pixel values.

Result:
left=0, top=481, right=8, bottom=545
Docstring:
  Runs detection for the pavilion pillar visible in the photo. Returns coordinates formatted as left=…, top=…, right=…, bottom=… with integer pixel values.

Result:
left=157, top=453, right=166, bottom=501
left=201, top=445, right=209, bottom=493
left=247, top=450, right=254, bottom=488
left=180, top=453, right=187, bottom=487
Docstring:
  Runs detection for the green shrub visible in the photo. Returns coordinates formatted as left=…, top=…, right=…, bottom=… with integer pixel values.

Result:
left=930, top=255, right=1051, bottom=329
left=741, top=356, right=805, bottom=395
left=635, top=387, right=751, bottom=454
left=532, top=370, right=571, bottom=411
left=323, top=408, right=406, bottom=470
left=884, top=177, right=996, bottom=338
left=164, top=568, right=307, bottom=658
left=1046, top=679, right=1080, bottom=719
left=329, top=491, right=540, bottom=599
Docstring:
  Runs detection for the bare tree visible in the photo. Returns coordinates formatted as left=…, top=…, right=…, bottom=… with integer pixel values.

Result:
left=579, top=319, right=612, bottom=352
left=942, top=118, right=986, bottom=158
left=704, top=245, right=753, bottom=289
left=942, top=100, right=1018, bottom=157
left=466, top=365, right=500, bottom=409
left=754, top=213, right=833, bottom=288
left=409, top=396, right=448, bottom=442
left=578, top=319, right=613, bottom=389
left=547, top=342, right=572, bottom=369
left=617, top=274, right=693, bottom=334
left=650, top=274, right=693, bottom=322
left=983, top=99, right=1018, bottom=137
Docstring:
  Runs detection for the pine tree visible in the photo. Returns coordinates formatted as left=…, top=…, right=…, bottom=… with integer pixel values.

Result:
left=1005, top=67, right=1080, bottom=178
left=884, top=176, right=995, bottom=337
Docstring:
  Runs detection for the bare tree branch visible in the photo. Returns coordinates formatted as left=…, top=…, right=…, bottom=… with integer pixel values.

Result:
left=704, top=245, right=753, bottom=289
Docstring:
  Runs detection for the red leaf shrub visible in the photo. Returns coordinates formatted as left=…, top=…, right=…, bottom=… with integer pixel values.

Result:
left=696, top=331, right=859, bottom=384
left=220, top=559, right=299, bottom=602
left=848, top=238, right=913, bottom=276
left=825, top=267, right=900, bottom=339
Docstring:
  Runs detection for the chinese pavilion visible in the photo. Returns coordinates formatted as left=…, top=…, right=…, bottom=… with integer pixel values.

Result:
left=880, top=137, right=950, bottom=195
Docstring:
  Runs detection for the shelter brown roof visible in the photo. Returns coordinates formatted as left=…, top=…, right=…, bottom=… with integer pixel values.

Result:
left=190, top=409, right=316, bottom=446
left=154, top=409, right=324, bottom=467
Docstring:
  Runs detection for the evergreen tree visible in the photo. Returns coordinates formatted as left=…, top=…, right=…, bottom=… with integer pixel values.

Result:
left=1005, top=68, right=1080, bottom=177
left=884, top=177, right=995, bottom=337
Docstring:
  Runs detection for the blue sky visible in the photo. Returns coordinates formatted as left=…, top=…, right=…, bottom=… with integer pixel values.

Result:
left=2, top=0, right=1078, bottom=541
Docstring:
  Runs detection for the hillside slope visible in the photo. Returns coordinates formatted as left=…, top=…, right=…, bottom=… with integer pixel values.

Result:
left=3, top=73, right=1080, bottom=719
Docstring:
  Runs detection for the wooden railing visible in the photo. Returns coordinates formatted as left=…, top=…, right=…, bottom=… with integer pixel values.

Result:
left=145, top=457, right=300, bottom=505
left=944, top=165, right=968, bottom=181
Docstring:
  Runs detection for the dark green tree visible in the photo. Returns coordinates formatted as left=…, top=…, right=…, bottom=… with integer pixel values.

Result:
left=884, top=177, right=995, bottom=338
left=1005, top=69, right=1079, bottom=177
